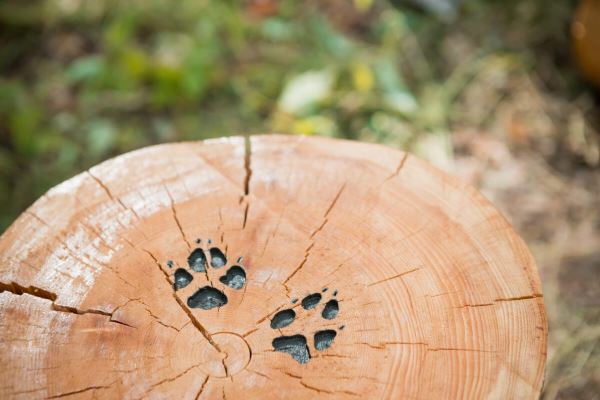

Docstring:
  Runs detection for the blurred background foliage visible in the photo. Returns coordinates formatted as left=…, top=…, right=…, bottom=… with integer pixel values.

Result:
left=1, top=0, right=599, bottom=398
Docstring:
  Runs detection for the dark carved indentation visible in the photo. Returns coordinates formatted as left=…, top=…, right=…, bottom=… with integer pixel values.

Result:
left=270, top=309, right=296, bottom=329
left=173, top=268, right=193, bottom=290
left=187, top=286, right=228, bottom=310
left=188, top=248, right=207, bottom=272
left=301, top=293, right=322, bottom=310
left=210, top=247, right=227, bottom=268
left=322, top=299, right=339, bottom=320
left=273, top=335, right=310, bottom=364
left=269, top=290, right=342, bottom=364
left=219, top=266, right=246, bottom=290
left=314, top=330, right=337, bottom=351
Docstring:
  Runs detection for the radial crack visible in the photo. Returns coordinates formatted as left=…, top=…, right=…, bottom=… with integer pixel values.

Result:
left=282, top=183, right=346, bottom=288
left=282, top=242, right=314, bottom=288
left=383, top=152, right=409, bottom=182
left=87, top=171, right=141, bottom=220
left=242, top=202, right=250, bottom=230
left=0, top=281, right=57, bottom=302
left=137, top=300, right=181, bottom=332
left=310, top=183, right=345, bottom=239
left=298, top=381, right=358, bottom=397
left=194, top=376, right=210, bottom=400
left=142, top=249, right=223, bottom=355
left=165, top=187, right=192, bottom=249
left=140, top=364, right=200, bottom=398
left=248, top=369, right=272, bottom=380
left=0, top=281, right=135, bottom=328
left=243, top=135, right=252, bottom=196
left=239, top=135, right=253, bottom=229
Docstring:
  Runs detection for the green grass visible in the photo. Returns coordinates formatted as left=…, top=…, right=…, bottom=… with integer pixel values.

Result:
left=1, top=0, right=583, bottom=230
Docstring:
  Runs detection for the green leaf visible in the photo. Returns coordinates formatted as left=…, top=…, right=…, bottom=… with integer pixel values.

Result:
left=67, top=56, right=106, bottom=84
left=9, top=105, right=41, bottom=156
left=278, top=69, right=335, bottom=115
left=86, top=119, right=117, bottom=158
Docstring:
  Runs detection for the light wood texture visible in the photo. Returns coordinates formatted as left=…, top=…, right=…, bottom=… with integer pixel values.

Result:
left=0, top=135, right=547, bottom=399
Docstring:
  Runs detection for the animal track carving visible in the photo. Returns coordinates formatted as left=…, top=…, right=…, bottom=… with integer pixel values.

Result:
left=219, top=266, right=246, bottom=289
left=169, top=242, right=343, bottom=365
left=170, top=241, right=246, bottom=310
left=271, top=290, right=342, bottom=364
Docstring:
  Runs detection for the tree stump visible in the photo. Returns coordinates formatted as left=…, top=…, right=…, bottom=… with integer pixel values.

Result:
left=0, top=135, right=547, bottom=399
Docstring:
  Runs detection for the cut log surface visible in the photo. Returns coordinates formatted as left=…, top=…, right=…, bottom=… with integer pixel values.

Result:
left=0, top=135, right=547, bottom=399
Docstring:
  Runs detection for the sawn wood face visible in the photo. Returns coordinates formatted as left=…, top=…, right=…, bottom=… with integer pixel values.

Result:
left=0, top=135, right=547, bottom=399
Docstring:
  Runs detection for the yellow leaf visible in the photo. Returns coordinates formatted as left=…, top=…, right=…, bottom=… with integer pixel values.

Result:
left=352, top=63, right=374, bottom=92
left=354, top=0, right=374, bottom=12
left=293, top=119, right=316, bottom=135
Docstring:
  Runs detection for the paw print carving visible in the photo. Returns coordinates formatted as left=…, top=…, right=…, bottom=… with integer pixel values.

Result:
left=270, top=290, right=341, bottom=364
left=170, top=240, right=246, bottom=310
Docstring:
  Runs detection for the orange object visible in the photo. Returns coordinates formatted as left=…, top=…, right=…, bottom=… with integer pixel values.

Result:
left=572, top=0, right=600, bottom=87
left=0, top=136, right=547, bottom=398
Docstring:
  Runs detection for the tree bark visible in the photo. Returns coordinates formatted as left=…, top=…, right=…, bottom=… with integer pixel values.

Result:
left=0, top=135, right=547, bottom=399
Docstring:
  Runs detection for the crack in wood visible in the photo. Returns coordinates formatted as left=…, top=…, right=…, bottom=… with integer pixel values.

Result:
left=47, top=382, right=115, bottom=399
left=358, top=340, right=496, bottom=354
left=282, top=183, right=346, bottom=289
left=494, top=294, right=543, bottom=302
left=194, top=376, right=210, bottom=400
left=243, top=135, right=252, bottom=197
left=310, top=183, right=346, bottom=240
left=242, top=202, right=250, bottom=230
left=141, top=248, right=226, bottom=365
left=367, top=267, right=423, bottom=287
left=456, top=294, right=544, bottom=308
left=0, top=280, right=57, bottom=302
left=134, top=298, right=182, bottom=332
left=0, top=281, right=135, bottom=328
left=148, top=364, right=199, bottom=390
left=87, top=170, right=141, bottom=221
left=356, top=341, right=428, bottom=349
left=248, top=369, right=272, bottom=380
left=165, top=187, right=192, bottom=250
left=383, top=152, right=409, bottom=182
left=427, top=347, right=497, bottom=353
left=239, top=135, right=253, bottom=230
left=24, top=210, right=139, bottom=293
left=298, top=380, right=360, bottom=397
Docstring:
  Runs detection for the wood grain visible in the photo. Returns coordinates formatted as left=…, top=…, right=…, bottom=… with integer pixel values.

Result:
left=0, top=135, right=547, bottom=399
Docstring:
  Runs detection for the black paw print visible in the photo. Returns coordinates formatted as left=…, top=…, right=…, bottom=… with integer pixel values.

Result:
left=270, top=289, right=341, bottom=364
left=170, top=240, right=246, bottom=310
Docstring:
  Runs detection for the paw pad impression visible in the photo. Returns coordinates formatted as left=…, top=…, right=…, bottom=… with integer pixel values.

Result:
left=169, top=241, right=246, bottom=310
left=271, top=290, right=342, bottom=364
